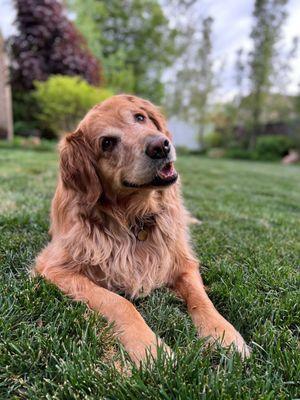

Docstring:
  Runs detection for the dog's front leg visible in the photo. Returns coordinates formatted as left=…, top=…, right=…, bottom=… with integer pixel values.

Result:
left=172, top=263, right=250, bottom=357
left=34, top=258, right=170, bottom=365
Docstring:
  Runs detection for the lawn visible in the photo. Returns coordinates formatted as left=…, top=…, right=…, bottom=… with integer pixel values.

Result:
left=0, top=148, right=299, bottom=399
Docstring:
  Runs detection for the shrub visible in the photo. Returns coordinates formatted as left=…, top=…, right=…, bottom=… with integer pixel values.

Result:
left=175, top=146, right=191, bottom=155
left=12, top=91, right=45, bottom=137
left=225, top=148, right=254, bottom=160
left=12, top=91, right=37, bottom=125
left=14, top=121, right=39, bottom=136
left=203, top=131, right=224, bottom=148
left=33, top=76, right=113, bottom=135
left=255, top=135, right=293, bottom=161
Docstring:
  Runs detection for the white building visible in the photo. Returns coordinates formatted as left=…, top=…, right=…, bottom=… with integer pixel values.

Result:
left=168, top=117, right=199, bottom=150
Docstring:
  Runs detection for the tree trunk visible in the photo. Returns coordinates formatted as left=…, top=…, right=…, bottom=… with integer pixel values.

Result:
left=0, top=31, right=13, bottom=141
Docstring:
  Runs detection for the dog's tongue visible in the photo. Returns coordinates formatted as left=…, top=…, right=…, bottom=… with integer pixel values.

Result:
left=158, top=162, right=176, bottom=179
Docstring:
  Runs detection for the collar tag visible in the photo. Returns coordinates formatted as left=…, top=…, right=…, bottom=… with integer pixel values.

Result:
left=130, top=214, right=156, bottom=241
left=137, top=229, right=148, bottom=241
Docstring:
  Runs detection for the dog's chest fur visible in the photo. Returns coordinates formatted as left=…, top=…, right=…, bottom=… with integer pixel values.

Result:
left=85, top=211, right=179, bottom=298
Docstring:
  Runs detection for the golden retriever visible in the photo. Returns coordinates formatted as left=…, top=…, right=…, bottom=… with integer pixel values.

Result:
left=33, top=94, right=250, bottom=364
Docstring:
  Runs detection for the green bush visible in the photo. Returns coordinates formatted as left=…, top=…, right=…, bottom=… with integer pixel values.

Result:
left=12, top=91, right=38, bottom=127
left=175, top=146, right=192, bottom=155
left=33, top=75, right=114, bottom=135
left=14, top=121, right=38, bottom=136
left=203, top=131, right=224, bottom=148
left=225, top=148, right=254, bottom=160
left=255, top=135, right=293, bottom=161
left=12, top=91, right=43, bottom=136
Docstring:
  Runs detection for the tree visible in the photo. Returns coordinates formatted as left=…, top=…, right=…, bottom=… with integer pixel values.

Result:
left=221, top=48, right=248, bottom=141
left=67, top=0, right=177, bottom=103
left=296, top=83, right=300, bottom=115
left=9, top=0, right=101, bottom=91
left=234, top=49, right=247, bottom=108
left=166, top=15, right=216, bottom=147
left=0, top=30, right=13, bottom=141
left=248, top=0, right=288, bottom=146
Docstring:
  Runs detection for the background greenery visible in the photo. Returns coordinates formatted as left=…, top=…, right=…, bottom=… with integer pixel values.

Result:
left=0, top=149, right=299, bottom=399
left=33, top=76, right=113, bottom=134
left=5, top=0, right=300, bottom=158
left=67, top=0, right=177, bottom=103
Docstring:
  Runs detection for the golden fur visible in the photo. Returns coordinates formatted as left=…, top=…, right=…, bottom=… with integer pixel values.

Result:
left=33, top=94, right=250, bottom=364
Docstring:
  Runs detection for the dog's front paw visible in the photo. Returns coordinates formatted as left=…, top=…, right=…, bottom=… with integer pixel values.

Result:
left=217, top=325, right=251, bottom=359
left=199, top=319, right=251, bottom=359
left=126, top=337, right=174, bottom=366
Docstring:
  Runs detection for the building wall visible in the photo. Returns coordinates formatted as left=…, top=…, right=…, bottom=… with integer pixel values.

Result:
left=167, top=117, right=199, bottom=150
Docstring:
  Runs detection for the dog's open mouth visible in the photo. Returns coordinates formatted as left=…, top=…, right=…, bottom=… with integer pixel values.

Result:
left=123, top=162, right=178, bottom=188
left=152, top=162, right=178, bottom=186
left=158, top=162, right=176, bottom=180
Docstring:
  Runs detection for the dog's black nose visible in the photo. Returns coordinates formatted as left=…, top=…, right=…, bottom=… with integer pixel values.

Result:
left=146, top=136, right=171, bottom=159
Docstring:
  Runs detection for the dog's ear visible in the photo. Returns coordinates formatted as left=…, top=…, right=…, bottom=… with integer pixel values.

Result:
left=59, top=130, right=101, bottom=205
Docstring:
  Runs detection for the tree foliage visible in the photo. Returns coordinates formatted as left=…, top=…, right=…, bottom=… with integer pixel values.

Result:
left=9, top=0, right=101, bottom=91
left=220, top=0, right=298, bottom=149
left=33, top=75, right=113, bottom=134
left=68, top=0, right=177, bottom=103
left=248, top=0, right=288, bottom=139
left=166, top=13, right=216, bottom=146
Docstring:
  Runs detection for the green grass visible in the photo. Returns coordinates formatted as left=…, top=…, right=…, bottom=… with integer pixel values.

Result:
left=0, top=149, right=299, bottom=399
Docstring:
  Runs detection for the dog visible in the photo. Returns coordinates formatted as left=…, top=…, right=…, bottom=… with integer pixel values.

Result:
left=33, top=94, right=250, bottom=364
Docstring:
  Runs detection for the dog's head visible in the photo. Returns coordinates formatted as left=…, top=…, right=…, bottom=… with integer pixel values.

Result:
left=60, top=95, right=178, bottom=204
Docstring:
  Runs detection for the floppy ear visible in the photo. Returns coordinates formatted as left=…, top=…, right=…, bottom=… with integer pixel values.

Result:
left=59, top=130, right=101, bottom=206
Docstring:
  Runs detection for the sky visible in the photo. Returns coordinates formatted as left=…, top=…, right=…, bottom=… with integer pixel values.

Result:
left=1, top=0, right=300, bottom=99
left=203, top=0, right=300, bottom=99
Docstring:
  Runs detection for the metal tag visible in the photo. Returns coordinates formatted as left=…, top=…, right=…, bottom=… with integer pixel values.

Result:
left=137, top=229, right=148, bottom=241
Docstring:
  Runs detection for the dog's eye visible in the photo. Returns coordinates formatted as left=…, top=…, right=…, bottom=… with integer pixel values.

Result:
left=134, top=113, right=145, bottom=122
left=101, top=137, right=118, bottom=152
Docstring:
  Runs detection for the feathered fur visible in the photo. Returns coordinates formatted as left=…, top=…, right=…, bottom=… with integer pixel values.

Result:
left=33, top=95, right=249, bottom=364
